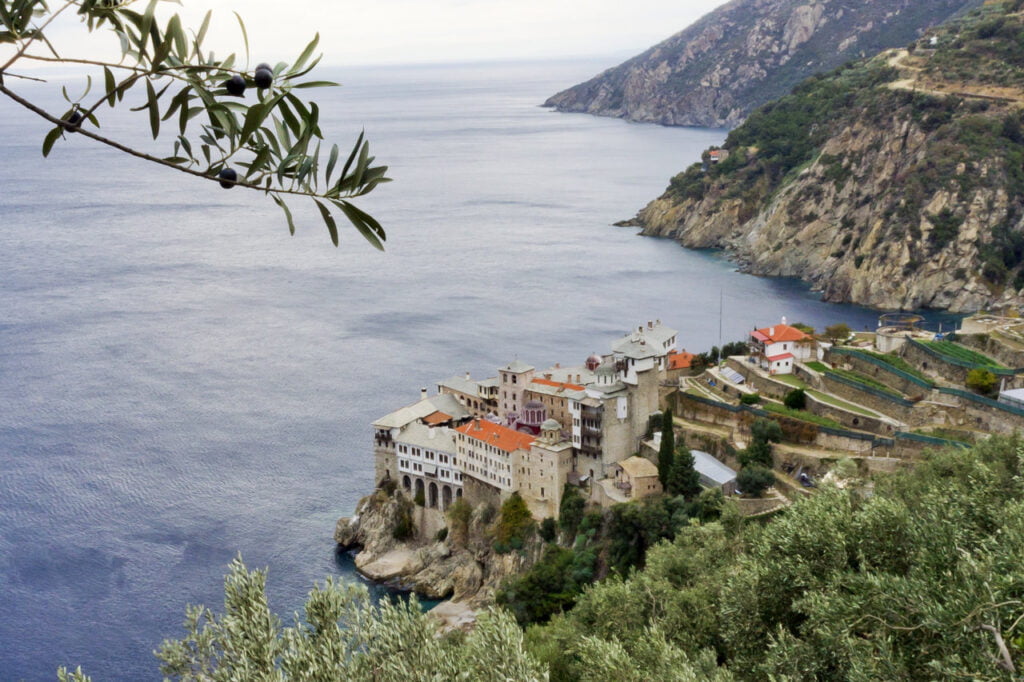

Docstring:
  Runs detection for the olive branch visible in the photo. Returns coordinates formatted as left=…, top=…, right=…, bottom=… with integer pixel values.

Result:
left=0, top=0, right=391, bottom=248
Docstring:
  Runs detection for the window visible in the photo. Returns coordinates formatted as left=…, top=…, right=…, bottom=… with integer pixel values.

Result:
left=512, top=375, right=517, bottom=384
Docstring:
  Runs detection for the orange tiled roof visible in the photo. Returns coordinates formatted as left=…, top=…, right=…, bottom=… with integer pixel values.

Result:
left=530, top=378, right=585, bottom=391
left=422, top=411, right=452, bottom=426
left=456, top=419, right=535, bottom=453
left=668, top=352, right=695, bottom=370
left=752, top=324, right=809, bottom=343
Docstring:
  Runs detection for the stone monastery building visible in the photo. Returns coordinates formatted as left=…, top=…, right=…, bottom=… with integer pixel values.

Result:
left=372, top=321, right=678, bottom=519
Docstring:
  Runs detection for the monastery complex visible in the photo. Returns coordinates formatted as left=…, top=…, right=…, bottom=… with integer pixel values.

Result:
left=372, top=321, right=682, bottom=519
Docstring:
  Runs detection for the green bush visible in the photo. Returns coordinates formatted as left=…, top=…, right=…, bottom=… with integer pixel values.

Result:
left=966, top=368, right=998, bottom=396
left=737, top=465, right=775, bottom=497
left=413, top=489, right=425, bottom=507
left=539, top=517, right=557, bottom=543
left=392, top=497, right=416, bottom=541
left=494, top=492, right=535, bottom=554
left=558, top=484, right=586, bottom=538
left=740, top=392, right=762, bottom=405
left=783, top=388, right=807, bottom=410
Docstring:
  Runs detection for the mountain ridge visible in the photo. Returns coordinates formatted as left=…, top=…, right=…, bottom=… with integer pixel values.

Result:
left=545, top=0, right=983, bottom=129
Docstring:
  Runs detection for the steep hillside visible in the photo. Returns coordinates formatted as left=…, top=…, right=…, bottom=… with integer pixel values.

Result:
left=630, top=0, right=1024, bottom=313
left=545, top=0, right=981, bottom=129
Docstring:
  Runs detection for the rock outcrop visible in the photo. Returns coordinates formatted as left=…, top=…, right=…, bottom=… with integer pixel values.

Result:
left=627, top=4, right=1024, bottom=313
left=335, top=487, right=543, bottom=607
left=545, top=0, right=980, bottom=129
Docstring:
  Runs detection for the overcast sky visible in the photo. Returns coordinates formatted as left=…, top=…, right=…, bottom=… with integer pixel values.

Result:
left=14, top=0, right=732, bottom=69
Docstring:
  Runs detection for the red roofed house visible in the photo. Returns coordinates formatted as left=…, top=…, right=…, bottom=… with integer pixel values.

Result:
left=666, top=351, right=696, bottom=381
left=750, top=318, right=813, bottom=375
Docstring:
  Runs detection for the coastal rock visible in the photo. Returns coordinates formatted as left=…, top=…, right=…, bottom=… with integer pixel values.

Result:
left=633, top=111, right=1014, bottom=312
left=544, top=0, right=980, bottom=129
left=629, top=5, right=1024, bottom=313
left=336, top=487, right=543, bottom=607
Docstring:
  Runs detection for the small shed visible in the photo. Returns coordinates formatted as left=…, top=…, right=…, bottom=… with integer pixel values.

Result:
left=614, top=456, right=662, bottom=500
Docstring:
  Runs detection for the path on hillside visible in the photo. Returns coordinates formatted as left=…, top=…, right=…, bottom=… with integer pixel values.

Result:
left=885, top=48, right=1024, bottom=105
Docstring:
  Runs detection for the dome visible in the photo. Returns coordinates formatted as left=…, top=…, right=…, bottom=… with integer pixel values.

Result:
left=585, top=353, right=602, bottom=371
left=540, top=418, right=561, bottom=431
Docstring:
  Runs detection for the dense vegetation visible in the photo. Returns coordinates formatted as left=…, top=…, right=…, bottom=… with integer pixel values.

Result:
left=527, top=436, right=1024, bottom=680
left=64, top=437, right=1024, bottom=680
left=497, top=482, right=724, bottom=627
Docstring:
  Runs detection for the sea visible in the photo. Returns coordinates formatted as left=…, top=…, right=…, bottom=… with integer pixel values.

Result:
left=0, top=58, right=958, bottom=680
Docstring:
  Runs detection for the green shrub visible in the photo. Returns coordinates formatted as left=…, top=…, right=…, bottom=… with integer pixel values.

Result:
left=392, top=497, right=416, bottom=541
left=413, top=490, right=425, bottom=507
left=539, top=517, right=557, bottom=543
left=737, top=465, right=776, bottom=497
left=783, top=388, right=807, bottom=410
left=740, top=392, right=762, bottom=405
left=966, top=368, right=998, bottom=395
left=494, top=492, right=535, bottom=554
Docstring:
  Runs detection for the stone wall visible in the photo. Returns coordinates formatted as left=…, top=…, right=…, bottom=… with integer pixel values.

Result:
left=461, top=475, right=502, bottom=514
left=793, top=362, right=824, bottom=389
left=900, top=340, right=973, bottom=385
left=803, top=391, right=896, bottom=436
left=675, top=393, right=891, bottom=457
left=820, top=374, right=914, bottom=422
left=958, top=332, right=1024, bottom=372
left=825, top=350, right=932, bottom=399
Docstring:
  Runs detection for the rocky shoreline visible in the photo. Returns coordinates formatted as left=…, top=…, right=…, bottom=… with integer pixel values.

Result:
left=335, top=485, right=543, bottom=623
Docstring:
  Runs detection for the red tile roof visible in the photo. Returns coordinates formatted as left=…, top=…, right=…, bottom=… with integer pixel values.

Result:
left=766, top=352, right=794, bottom=362
left=422, top=411, right=452, bottom=426
left=530, top=378, right=585, bottom=392
left=752, top=324, right=809, bottom=344
left=668, top=351, right=695, bottom=370
left=456, top=419, right=535, bottom=453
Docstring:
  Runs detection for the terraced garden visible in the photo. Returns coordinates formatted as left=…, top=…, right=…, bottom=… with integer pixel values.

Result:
left=760, top=402, right=844, bottom=429
left=859, top=351, right=934, bottom=384
left=824, top=366, right=906, bottom=398
left=919, top=340, right=1007, bottom=369
left=805, top=389, right=881, bottom=417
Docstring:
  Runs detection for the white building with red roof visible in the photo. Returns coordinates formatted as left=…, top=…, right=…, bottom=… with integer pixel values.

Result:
left=750, top=318, right=813, bottom=375
left=455, top=418, right=536, bottom=495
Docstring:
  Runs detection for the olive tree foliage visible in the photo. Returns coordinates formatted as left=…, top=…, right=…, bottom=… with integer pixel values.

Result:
left=528, top=437, right=1024, bottom=680
left=58, top=557, right=546, bottom=681
left=0, top=0, right=390, bottom=248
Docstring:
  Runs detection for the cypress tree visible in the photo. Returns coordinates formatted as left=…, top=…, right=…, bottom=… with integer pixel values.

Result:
left=667, top=445, right=702, bottom=499
left=658, top=408, right=675, bottom=486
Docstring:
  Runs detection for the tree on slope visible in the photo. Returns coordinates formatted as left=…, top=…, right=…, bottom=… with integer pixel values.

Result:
left=0, top=0, right=389, bottom=247
left=667, top=444, right=701, bottom=499
left=59, top=557, right=546, bottom=681
left=658, top=408, right=675, bottom=487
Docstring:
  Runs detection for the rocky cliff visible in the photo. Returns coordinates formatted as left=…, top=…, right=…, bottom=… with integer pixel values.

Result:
left=545, top=0, right=981, bottom=128
left=629, top=2, right=1024, bottom=312
left=335, top=486, right=543, bottom=608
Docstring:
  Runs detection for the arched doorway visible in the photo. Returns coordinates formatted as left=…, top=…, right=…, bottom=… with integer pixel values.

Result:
left=415, top=478, right=425, bottom=502
left=428, top=482, right=439, bottom=508
left=456, top=488, right=463, bottom=499
left=441, top=485, right=452, bottom=510
left=402, top=475, right=411, bottom=491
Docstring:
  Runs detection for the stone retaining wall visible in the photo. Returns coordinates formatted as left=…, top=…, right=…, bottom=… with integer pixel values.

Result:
left=824, top=349, right=931, bottom=398
left=820, top=373, right=914, bottom=422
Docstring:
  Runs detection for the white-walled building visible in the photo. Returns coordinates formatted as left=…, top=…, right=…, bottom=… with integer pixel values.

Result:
left=750, top=320, right=813, bottom=374
left=395, top=422, right=463, bottom=510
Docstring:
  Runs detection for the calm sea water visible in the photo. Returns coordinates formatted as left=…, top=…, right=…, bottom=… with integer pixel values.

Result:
left=0, top=59, right=955, bottom=680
